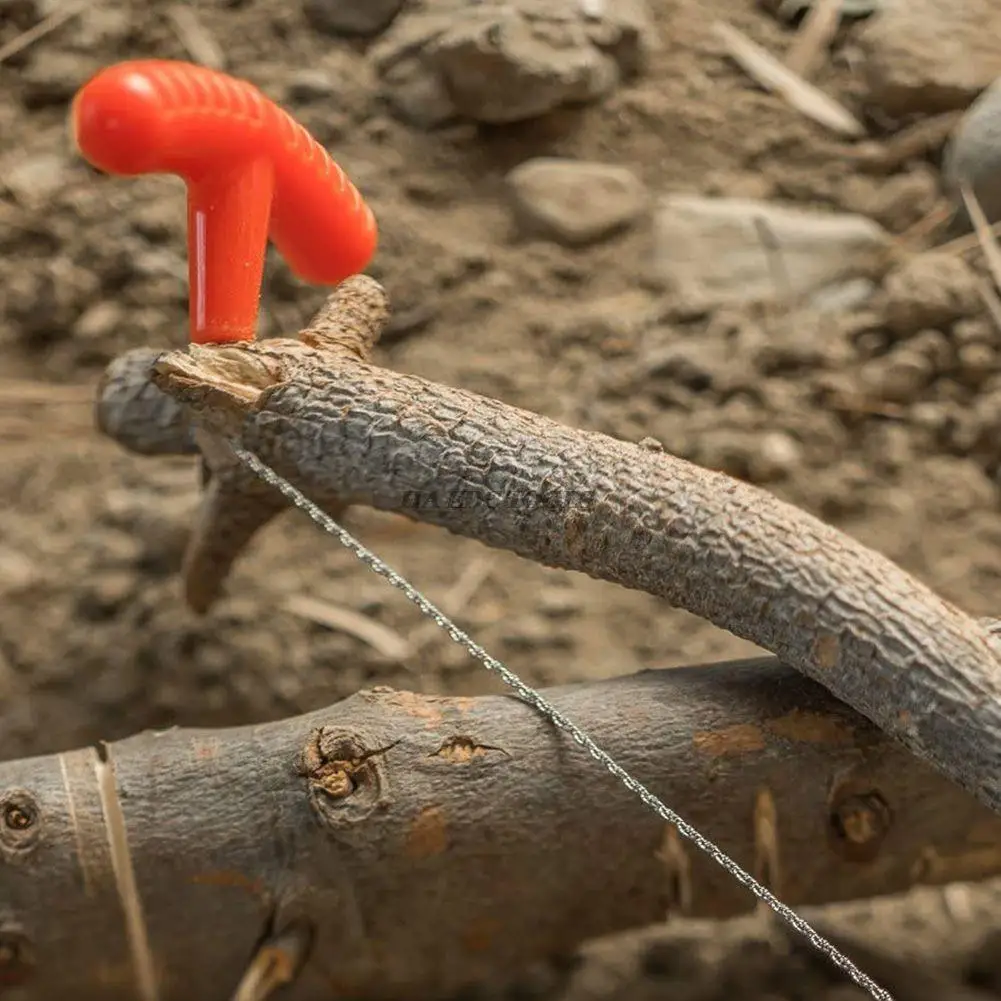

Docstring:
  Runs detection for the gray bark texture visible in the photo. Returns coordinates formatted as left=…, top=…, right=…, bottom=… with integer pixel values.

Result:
left=3, top=660, right=1001, bottom=1000
left=28, top=272, right=998, bottom=1000
left=134, top=276, right=1001, bottom=814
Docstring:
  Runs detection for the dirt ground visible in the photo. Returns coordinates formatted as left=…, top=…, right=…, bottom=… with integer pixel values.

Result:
left=3, top=0, right=1001, bottom=997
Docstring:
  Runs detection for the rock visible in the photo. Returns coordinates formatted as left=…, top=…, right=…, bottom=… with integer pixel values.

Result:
left=953, top=317, right=998, bottom=347
left=303, top=0, right=406, bottom=36
left=809, top=278, right=877, bottom=313
left=881, top=253, right=981, bottom=335
left=284, top=68, right=337, bottom=103
left=942, top=76, right=1001, bottom=232
left=0, top=547, right=42, bottom=596
left=765, top=0, right=881, bottom=21
left=650, top=196, right=893, bottom=310
left=372, top=17, right=459, bottom=127
left=838, top=167, right=939, bottom=231
left=507, top=158, right=647, bottom=246
left=956, top=342, right=998, bottom=387
left=858, top=0, right=1001, bottom=117
left=73, top=300, right=126, bottom=342
left=0, top=152, right=66, bottom=206
left=537, top=587, right=582, bottom=619
left=639, top=340, right=725, bottom=396
left=371, top=0, right=654, bottom=126
left=748, top=431, right=802, bottom=483
left=861, top=344, right=935, bottom=403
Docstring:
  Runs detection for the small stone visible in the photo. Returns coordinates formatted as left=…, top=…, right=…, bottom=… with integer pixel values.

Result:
left=809, top=278, right=877, bottom=313
left=285, top=68, right=337, bottom=103
left=766, top=0, right=881, bottom=21
left=0, top=548, right=41, bottom=595
left=0, top=152, right=67, bottom=206
left=864, top=422, right=913, bottom=474
left=909, top=328, right=953, bottom=373
left=748, top=432, right=802, bottom=483
left=651, top=196, right=893, bottom=310
left=861, top=347, right=934, bottom=404
left=838, top=168, right=939, bottom=232
left=910, top=400, right=951, bottom=434
left=372, top=0, right=654, bottom=126
left=953, top=317, right=998, bottom=347
left=956, top=342, right=997, bottom=387
left=374, top=43, right=458, bottom=127
left=77, top=572, right=136, bottom=620
left=537, top=588, right=582, bottom=619
left=639, top=341, right=724, bottom=395
left=507, top=158, right=647, bottom=246
left=882, top=253, right=981, bottom=335
left=858, top=0, right=1001, bottom=117
left=74, top=300, right=126, bottom=341
left=303, top=0, right=406, bottom=36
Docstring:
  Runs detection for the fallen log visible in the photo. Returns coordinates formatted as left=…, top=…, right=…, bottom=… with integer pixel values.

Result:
left=3, top=658, right=1001, bottom=1000
left=121, top=275, right=1001, bottom=814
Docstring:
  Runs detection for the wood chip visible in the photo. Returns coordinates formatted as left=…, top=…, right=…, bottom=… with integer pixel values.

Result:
left=713, top=20, right=864, bottom=137
left=0, top=0, right=91, bottom=65
left=784, top=0, right=843, bottom=80
left=283, top=594, right=411, bottom=662
left=166, top=4, right=226, bottom=70
left=961, top=183, right=1001, bottom=296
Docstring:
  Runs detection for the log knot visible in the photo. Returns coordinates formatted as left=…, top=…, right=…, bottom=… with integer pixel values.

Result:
left=295, top=728, right=395, bottom=828
left=0, top=788, right=42, bottom=862
left=827, top=775, right=893, bottom=864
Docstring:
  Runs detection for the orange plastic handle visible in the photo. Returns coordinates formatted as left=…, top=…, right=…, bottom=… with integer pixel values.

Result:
left=71, top=59, right=378, bottom=344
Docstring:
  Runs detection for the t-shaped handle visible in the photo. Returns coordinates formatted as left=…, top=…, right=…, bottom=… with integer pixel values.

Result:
left=71, top=59, right=378, bottom=344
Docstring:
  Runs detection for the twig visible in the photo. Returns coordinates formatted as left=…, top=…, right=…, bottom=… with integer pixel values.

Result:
left=713, top=20, right=864, bottom=136
left=975, top=276, right=1001, bottom=334
left=283, top=594, right=412, bottom=662
left=230, top=922, right=311, bottom=1001
left=937, top=219, right=1001, bottom=257
left=897, top=200, right=953, bottom=249
left=407, top=554, right=495, bottom=653
left=166, top=5, right=226, bottom=71
left=784, top=0, right=843, bottom=80
left=0, top=0, right=91, bottom=65
left=961, top=182, right=1001, bottom=294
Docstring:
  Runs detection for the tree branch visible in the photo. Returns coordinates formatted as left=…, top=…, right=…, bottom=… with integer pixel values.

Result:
left=3, top=660, right=1001, bottom=1000
left=115, top=276, right=1001, bottom=814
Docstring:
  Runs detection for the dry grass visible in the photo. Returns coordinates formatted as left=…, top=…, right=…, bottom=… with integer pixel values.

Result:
left=0, top=378, right=97, bottom=442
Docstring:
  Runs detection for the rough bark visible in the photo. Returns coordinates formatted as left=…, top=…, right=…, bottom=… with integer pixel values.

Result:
left=96, top=347, right=198, bottom=456
left=128, top=276, right=1001, bottom=814
left=3, top=659, right=1001, bottom=1000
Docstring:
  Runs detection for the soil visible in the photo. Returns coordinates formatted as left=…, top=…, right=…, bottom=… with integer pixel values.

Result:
left=2, top=0, right=1001, bottom=998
